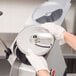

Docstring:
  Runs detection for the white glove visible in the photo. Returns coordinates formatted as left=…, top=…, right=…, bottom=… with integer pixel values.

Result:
left=41, top=23, right=66, bottom=45
left=26, top=49, right=49, bottom=72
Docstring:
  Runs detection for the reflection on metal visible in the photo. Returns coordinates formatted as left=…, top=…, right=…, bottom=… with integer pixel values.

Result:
left=9, top=58, right=21, bottom=76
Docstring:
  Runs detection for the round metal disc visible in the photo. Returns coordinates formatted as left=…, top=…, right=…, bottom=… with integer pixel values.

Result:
left=16, top=25, right=54, bottom=56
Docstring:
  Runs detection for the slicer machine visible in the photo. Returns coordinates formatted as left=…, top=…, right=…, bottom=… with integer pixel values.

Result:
left=4, top=0, right=71, bottom=76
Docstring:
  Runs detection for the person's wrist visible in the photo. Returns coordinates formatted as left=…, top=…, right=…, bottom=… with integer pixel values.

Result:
left=63, top=31, right=67, bottom=39
left=37, top=70, right=50, bottom=76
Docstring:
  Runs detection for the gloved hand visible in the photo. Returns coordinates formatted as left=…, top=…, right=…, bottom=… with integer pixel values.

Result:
left=26, top=49, right=49, bottom=72
left=41, top=23, right=66, bottom=45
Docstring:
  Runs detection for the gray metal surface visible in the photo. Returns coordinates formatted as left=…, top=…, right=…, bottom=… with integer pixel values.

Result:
left=46, top=40, right=66, bottom=76
left=9, top=59, right=21, bottom=76
left=0, top=59, right=11, bottom=76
